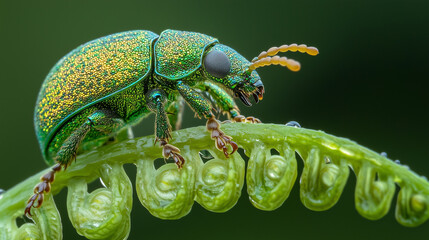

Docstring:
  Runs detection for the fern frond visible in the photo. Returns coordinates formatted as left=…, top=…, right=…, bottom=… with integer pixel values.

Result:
left=0, top=123, right=428, bottom=239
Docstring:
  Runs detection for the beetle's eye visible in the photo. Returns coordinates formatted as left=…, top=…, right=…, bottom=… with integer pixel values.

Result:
left=203, top=50, right=231, bottom=79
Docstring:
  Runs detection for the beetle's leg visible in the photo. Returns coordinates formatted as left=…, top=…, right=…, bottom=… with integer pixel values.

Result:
left=232, top=115, right=262, bottom=124
left=166, top=96, right=185, bottom=130
left=177, top=81, right=213, bottom=119
left=197, top=81, right=240, bottom=119
left=177, top=81, right=238, bottom=158
left=25, top=109, right=125, bottom=217
left=147, top=89, right=185, bottom=169
left=199, top=82, right=261, bottom=124
left=24, top=163, right=61, bottom=218
left=206, top=116, right=238, bottom=157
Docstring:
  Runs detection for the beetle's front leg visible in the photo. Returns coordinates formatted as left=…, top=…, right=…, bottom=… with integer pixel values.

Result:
left=147, top=89, right=185, bottom=169
left=198, top=82, right=261, bottom=124
left=177, top=81, right=238, bottom=157
left=197, top=81, right=240, bottom=119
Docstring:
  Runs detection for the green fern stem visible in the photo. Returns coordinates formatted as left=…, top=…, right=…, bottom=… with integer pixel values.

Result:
left=0, top=123, right=428, bottom=239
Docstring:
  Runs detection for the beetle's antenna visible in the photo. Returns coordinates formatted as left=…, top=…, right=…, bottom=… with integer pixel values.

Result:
left=248, top=43, right=319, bottom=72
left=253, top=44, right=319, bottom=62
left=248, top=56, right=301, bottom=72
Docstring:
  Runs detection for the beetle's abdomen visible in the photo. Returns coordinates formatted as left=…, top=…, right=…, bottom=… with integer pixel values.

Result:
left=35, top=30, right=158, bottom=158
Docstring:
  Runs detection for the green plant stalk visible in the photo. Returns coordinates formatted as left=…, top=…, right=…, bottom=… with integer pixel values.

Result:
left=1, top=123, right=428, bottom=239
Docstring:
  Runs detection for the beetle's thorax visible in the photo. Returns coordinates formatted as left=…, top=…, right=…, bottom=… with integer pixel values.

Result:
left=153, top=30, right=217, bottom=81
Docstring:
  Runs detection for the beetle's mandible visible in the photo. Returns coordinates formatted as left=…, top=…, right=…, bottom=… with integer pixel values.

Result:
left=25, top=29, right=318, bottom=216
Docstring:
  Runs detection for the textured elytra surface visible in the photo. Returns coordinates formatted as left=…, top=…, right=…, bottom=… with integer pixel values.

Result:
left=0, top=124, right=428, bottom=240
left=34, top=30, right=158, bottom=156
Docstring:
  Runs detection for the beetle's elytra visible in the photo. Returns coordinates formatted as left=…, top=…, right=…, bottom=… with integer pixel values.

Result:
left=26, top=29, right=318, bottom=216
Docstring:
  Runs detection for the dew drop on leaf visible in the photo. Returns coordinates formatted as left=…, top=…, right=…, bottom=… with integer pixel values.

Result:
left=285, top=121, right=301, bottom=128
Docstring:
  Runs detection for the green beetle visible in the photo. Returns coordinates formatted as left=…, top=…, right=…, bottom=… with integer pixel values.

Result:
left=26, top=29, right=318, bottom=216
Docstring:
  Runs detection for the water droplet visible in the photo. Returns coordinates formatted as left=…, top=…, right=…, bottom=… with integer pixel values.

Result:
left=394, top=160, right=401, bottom=164
left=0, top=188, right=4, bottom=194
left=380, top=152, right=388, bottom=157
left=422, top=176, right=428, bottom=181
left=285, top=121, right=301, bottom=128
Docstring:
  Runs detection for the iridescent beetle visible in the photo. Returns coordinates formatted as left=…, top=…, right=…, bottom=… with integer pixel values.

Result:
left=26, top=29, right=318, bottom=216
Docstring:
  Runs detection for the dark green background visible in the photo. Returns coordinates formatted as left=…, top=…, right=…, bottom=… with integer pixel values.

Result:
left=1, top=0, right=428, bottom=239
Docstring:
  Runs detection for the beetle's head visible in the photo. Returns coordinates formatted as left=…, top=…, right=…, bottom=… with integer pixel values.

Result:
left=202, top=43, right=318, bottom=106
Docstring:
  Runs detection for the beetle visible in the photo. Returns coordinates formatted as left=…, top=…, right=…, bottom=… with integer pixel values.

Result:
left=25, top=29, right=318, bottom=216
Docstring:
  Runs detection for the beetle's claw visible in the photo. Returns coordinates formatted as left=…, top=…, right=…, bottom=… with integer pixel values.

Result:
left=162, top=143, right=185, bottom=169
left=207, top=117, right=238, bottom=158
left=233, top=115, right=261, bottom=123
left=25, top=186, right=48, bottom=218
left=25, top=163, right=61, bottom=218
left=25, top=194, right=38, bottom=218
left=213, top=131, right=238, bottom=157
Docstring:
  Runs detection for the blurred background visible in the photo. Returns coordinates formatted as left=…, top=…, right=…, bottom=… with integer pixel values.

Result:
left=0, top=0, right=428, bottom=239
